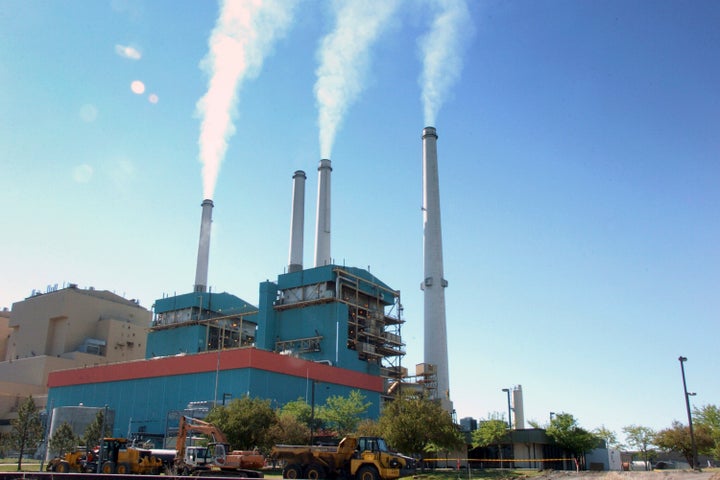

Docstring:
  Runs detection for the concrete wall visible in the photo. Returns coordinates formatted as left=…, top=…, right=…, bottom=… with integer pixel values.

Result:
left=6, top=286, right=150, bottom=361
left=0, top=287, right=152, bottom=432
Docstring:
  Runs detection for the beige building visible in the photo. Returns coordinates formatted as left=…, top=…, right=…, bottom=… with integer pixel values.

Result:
left=0, top=285, right=152, bottom=432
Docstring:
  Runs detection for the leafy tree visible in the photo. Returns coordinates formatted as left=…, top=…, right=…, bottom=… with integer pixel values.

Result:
left=622, top=425, right=655, bottom=470
left=279, top=398, right=313, bottom=428
left=654, top=420, right=713, bottom=467
left=205, top=396, right=278, bottom=451
left=267, top=411, right=310, bottom=446
left=594, top=425, right=621, bottom=449
left=49, top=421, right=79, bottom=457
left=356, top=419, right=381, bottom=437
left=378, top=394, right=463, bottom=458
left=694, top=404, right=720, bottom=459
left=472, top=414, right=509, bottom=466
left=81, top=410, right=112, bottom=449
left=9, top=396, right=43, bottom=471
left=545, top=413, right=600, bottom=469
left=316, top=390, right=370, bottom=436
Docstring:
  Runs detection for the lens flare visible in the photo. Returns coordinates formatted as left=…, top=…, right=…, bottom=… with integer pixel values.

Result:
left=130, top=80, right=146, bottom=95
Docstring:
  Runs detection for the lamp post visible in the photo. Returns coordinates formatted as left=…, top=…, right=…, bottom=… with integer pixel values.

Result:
left=502, top=388, right=512, bottom=429
left=678, top=356, right=699, bottom=470
left=310, top=380, right=316, bottom=445
left=97, top=405, right=108, bottom=474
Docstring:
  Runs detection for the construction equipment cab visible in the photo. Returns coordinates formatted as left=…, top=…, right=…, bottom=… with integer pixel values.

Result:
left=99, top=437, right=163, bottom=474
left=271, top=435, right=415, bottom=480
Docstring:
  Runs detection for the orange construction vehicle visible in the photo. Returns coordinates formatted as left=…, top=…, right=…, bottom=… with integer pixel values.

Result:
left=174, top=415, right=264, bottom=477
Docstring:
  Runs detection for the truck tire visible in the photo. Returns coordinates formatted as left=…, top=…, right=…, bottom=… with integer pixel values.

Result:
left=283, top=463, right=303, bottom=479
left=356, top=465, right=379, bottom=480
left=102, top=461, right=117, bottom=474
left=56, top=461, right=71, bottom=473
left=305, top=463, right=326, bottom=479
left=116, top=462, right=132, bottom=474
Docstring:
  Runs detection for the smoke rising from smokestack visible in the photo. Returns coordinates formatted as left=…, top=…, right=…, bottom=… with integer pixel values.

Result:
left=315, top=0, right=399, bottom=159
left=419, top=0, right=473, bottom=126
left=197, top=0, right=297, bottom=200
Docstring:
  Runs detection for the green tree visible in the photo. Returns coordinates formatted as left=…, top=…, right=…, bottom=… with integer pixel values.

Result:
left=654, top=420, right=714, bottom=467
left=316, top=390, right=370, bottom=436
left=279, top=398, right=313, bottom=428
left=81, top=410, right=111, bottom=449
left=267, top=411, right=310, bottom=446
left=205, top=396, right=278, bottom=451
left=9, top=396, right=43, bottom=471
left=622, top=425, right=656, bottom=470
left=472, top=414, right=509, bottom=467
left=594, top=425, right=621, bottom=449
left=545, top=413, right=600, bottom=470
left=356, top=419, right=381, bottom=437
left=49, top=421, right=79, bottom=457
left=377, top=394, right=463, bottom=458
left=694, top=404, right=720, bottom=459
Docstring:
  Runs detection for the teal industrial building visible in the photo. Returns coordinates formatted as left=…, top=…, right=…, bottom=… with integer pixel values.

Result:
left=46, top=264, right=407, bottom=446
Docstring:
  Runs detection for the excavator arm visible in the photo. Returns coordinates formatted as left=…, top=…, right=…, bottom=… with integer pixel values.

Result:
left=176, top=416, right=229, bottom=461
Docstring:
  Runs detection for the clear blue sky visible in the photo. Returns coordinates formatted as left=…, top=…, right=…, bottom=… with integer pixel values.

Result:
left=2, top=0, right=718, bottom=444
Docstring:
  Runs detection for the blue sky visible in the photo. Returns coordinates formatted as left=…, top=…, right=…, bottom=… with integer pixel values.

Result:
left=2, top=0, right=718, bottom=443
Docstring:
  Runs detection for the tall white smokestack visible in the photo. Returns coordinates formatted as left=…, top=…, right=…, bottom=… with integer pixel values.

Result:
left=194, top=199, right=214, bottom=293
left=288, top=170, right=306, bottom=273
left=421, top=126, right=452, bottom=413
left=512, top=385, right=525, bottom=429
left=314, top=159, right=332, bottom=267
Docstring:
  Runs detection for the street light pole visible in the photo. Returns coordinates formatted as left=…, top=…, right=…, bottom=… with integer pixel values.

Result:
left=310, top=380, right=316, bottom=445
left=678, top=356, right=698, bottom=470
left=502, top=388, right=512, bottom=429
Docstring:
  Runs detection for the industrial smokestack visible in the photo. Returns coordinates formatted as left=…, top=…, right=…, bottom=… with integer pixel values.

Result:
left=421, top=126, right=452, bottom=413
left=288, top=170, right=306, bottom=273
left=194, top=199, right=214, bottom=293
left=314, top=159, right=332, bottom=267
left=512, top=385, right=525, bottom=429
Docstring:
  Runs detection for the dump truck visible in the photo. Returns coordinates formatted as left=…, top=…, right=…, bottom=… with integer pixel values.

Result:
left=270, top=436, right=416, bottom=480
left=98, top=437, right=164, bottom=474
left=46, top=448, right=97, bottom=473
left=174, top=415, right=264, bottom=477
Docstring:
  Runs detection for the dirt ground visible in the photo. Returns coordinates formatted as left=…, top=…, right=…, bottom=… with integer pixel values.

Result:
left=529, top=470, right=720, bottom=480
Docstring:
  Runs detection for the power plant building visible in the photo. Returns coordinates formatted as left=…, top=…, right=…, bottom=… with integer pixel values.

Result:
left=0, top=286, right=151, bottom=432
left=34, top=128, right=448, bottom=444
left=46, top=264, right=405, bottom=443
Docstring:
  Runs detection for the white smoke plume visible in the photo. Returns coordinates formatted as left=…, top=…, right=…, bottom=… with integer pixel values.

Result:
left=419, top=0, right=473, bottom=126
left=315, top=0, right=400, bottom=159
left=197, top=0, right=296, bottom=200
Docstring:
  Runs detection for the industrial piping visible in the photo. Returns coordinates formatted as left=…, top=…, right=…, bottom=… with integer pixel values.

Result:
left=288, top=170, right=306, bottom=273
left=194, top=199, right=214, bottom=293
left=421, top=127, right=452, bottom=413
left=314, top=159, right=332, bottom=267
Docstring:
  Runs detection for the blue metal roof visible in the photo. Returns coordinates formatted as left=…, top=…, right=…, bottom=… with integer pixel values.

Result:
left=277, top=265, right=397, bottom=304
left=154, top=291, right=256, bottom=315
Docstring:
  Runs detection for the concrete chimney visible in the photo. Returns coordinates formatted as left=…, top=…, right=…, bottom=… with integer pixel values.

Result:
left=314, top=159, right=332, bottom=267
left=421, top=126, right=452, bottom=413
left=513, top=385, right=525, bottom=429
left=288, top=170, right=306, bottom=273
left=194, top=199, right=214, bottom=293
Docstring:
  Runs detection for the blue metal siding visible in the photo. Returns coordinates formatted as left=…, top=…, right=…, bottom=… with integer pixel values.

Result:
left=48, top=368, right=380, bottom=440
left=146, top=324, right=206, bottom=357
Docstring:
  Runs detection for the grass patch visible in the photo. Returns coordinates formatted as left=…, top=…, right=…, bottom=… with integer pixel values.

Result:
left=0, top=460, right=42, bottom=472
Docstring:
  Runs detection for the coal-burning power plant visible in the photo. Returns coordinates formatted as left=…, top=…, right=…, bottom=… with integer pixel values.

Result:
left=314, top=158, right=332, bottom=267
left=193, top=199, right=214, bottom=293
left=287, top=170, right=307, bottom=274
left=44, top=128, right=454, bottom=442
left=421, top=126, right=452, bottom=413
